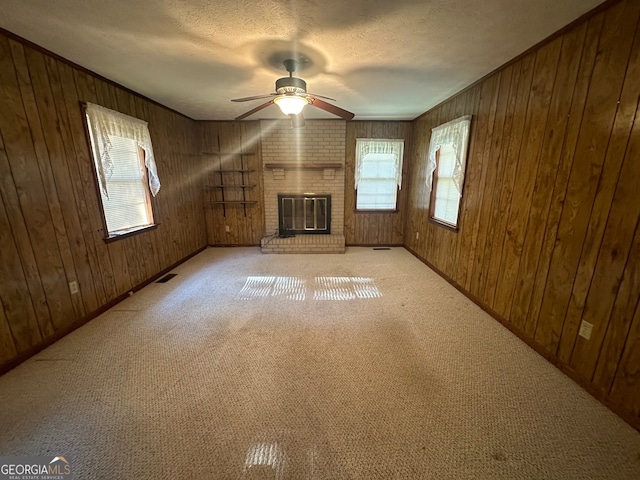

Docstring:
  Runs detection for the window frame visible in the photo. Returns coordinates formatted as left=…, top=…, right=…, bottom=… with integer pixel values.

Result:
left=428, top=147, right=462, bottom=231
left=354, top=139, right=404, bottom=213
left=425, top=115, right=472, bottom=231
left=82, top=103, right=159, bottom=242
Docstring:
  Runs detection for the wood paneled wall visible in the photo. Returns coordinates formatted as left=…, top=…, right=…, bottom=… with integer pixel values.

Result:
left=404, top=0, right=640, bottom=425
left=199, top=122, right=265, bottom=246
left=345, top=121, right=413, bottom=245
left=0, top=31, right=206, bottom=371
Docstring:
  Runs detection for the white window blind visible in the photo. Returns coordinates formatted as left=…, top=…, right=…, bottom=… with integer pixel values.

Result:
left=355, top=139, right=404, bottom=210
left=432, top=145, right=461, bottom=225
left=99, top=136, right=153, bottom=234
left=85, top=104, right=158, bottom=236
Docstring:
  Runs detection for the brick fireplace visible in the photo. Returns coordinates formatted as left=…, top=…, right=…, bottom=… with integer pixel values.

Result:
left=260, top=119, right=346, bottom=253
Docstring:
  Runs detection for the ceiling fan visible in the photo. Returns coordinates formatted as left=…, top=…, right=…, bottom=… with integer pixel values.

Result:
left=231, top=59, right=355, bottom=127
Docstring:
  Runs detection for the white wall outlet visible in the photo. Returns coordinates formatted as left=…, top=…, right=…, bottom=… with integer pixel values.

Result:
left=416, top=232, right=419, bottom=239
left=225, top=225, right=230, bottom=233
left=578, top=320, right=593, bottom=340
left=69, top=281, right=79, bottom=295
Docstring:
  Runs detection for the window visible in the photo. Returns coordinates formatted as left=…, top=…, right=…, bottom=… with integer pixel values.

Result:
left=430, top=145, right=460, bottom=225
left=426, top=116, right=471, bottom=228
left=355, top=139, right=404, bottom=211
left=85, top=103, right=160, bottom=238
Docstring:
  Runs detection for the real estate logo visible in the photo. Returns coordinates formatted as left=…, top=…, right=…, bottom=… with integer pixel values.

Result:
left=0, top=456, right=72, bottom=480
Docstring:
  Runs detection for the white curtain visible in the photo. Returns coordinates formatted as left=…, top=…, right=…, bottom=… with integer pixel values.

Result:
left=355, top=139, right=404, bottom=189
left=426, top=115, right=472, bottom=194
left=85, top=103, right=161, bottom=197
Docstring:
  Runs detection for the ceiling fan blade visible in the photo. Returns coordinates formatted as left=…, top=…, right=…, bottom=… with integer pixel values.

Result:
left=231, top=93, right=277, bottom=102
left=305, top=92, right=336, bottom=102
left=309, top=98, right=355, bottom=120
left=235, top=100, right=274, bottom=120
left=290, top=112, right=305, bottom=129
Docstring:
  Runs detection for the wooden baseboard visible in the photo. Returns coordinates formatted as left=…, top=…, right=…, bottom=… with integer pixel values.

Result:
left=0, top=245, right=207, bottom=377
left=345, top=243, right=404, bottom=247
left=404, top=246, right=640, bottom=432
left=207, top=244, right=261, bottom=247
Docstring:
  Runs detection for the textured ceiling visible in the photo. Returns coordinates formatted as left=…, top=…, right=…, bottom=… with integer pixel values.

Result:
left=0, top=0, right=605, bottom=121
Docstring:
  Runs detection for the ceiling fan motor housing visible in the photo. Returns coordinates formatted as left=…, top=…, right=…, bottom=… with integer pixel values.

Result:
left=275, top=76, right=307, bottom=95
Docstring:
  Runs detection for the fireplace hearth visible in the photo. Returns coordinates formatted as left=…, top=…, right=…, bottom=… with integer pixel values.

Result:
left=278, top=194, right=331, bottom=237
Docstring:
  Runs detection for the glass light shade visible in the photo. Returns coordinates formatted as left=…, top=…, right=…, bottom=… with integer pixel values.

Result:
left=274, top=95, right=308, bottom=115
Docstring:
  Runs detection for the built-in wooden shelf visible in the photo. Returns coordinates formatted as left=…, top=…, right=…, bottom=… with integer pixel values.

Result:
left=203, top=151, right=257, bottom=216
left=264, top=162, right=343, bottom=170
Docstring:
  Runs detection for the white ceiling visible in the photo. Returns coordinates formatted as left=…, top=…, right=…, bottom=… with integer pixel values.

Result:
left=0, top=0, right=605, bottom=121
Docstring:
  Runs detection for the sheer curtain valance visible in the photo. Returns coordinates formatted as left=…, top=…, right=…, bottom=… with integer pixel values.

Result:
left=426, top=115, right=471, bottom=195
left=355, top=139, right=404, bottom=190
left=85, top=103, right=161, bottom=198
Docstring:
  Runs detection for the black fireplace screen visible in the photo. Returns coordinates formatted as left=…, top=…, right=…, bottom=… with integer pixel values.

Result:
left=278, top=194, right=331, bottom=236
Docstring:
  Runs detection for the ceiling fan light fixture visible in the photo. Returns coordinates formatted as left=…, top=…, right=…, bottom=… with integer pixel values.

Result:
left=274, top=95, right=309, bottom=116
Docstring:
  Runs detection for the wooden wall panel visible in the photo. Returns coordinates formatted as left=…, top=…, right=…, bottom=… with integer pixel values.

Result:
left=0, top=30, right=205, bottom=372
left=404, top=0, right=640, bottom=427
left=512, top=22, right=588, bottom=337
left=552, top=0, right=640, bottom=366
left=0, top=184, right=43, bottom=352
left=344, top=121, right=412, bottom=246
left=199, top=121, right=265, bottom=246
left=525, top=15, right=603, bottom=339
left=493, top=39, right=561, bottom=323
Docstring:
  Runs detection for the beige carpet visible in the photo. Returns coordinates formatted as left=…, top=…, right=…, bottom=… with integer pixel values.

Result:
left=0, top=247, right=639, bottom=479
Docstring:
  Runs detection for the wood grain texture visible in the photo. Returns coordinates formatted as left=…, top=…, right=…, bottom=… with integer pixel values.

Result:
left=557, top=1, right=640, bottom=369
left=537, top=0, right=639, bottom=357
left=452, top=80, right=491, bottom=288
left=200, top=121, right=265, bottom=246
left=0, top=300, right=17, bottom=364
left=404, top=0, right=640, bottom=425
left=593, top=216, right=640, bottom=394
left=609, top=272, right=640, bottom=416
left=525, top=14, right=604, bottom=340
left=475, top=66, right=513, bottom=303
left=0, top=30, right=204, bottom=371
left=513, top=22, right=589, bottom=337
left=0, top=176, right=43, bottom=352
left=494, top=39, right=561, bottom=326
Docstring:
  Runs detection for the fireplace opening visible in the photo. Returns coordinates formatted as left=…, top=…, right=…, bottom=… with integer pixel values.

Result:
left=278, top=194, right=331, bottom=237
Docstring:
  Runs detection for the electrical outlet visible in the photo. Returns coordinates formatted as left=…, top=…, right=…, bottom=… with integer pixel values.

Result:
left=578, top=320, right=593, bottom=340
left=416, top=232, right=419, bottom=239
left=69, top=281, right=79, bottom=295
left=225, top=225, right=230, bottom=233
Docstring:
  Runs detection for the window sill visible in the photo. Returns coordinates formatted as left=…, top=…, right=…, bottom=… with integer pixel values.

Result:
left=428, top=217, right=459, bottom=232
left=103, top=224, right=159, bottom=244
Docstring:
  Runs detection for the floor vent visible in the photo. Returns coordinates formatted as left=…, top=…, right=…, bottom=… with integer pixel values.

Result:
left=373, top=247, right=391, bottom=250
left=156, top=273, right=177, bottom=283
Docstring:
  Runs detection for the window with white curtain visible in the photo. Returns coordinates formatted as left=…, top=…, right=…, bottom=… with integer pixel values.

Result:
left=355, top=139, right=404, bottom=211
left=85, top=103, right=160, bottom=238
left=431, top=145, right=460, bottom=225
left=426, top=116, right=471, bottom=228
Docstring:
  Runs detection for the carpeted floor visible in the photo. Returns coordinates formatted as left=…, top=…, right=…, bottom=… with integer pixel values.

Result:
left=0, top=247, right=639, bottom=479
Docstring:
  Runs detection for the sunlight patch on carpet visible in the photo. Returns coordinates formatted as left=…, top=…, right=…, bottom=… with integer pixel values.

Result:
left=238, top=276, right=382, bottom=300
left=238, top=276, right=306, bottom=300
left=314, top=276, right=382, bottom=300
